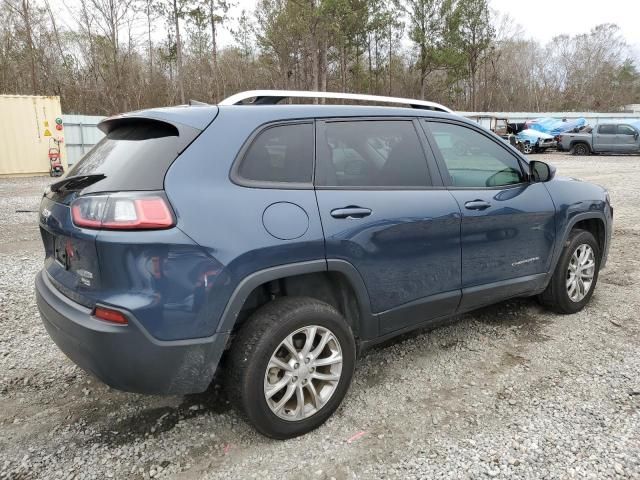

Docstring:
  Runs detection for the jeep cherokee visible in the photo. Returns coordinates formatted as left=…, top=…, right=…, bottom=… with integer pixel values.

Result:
left=36, top=90, right=613, bottom=439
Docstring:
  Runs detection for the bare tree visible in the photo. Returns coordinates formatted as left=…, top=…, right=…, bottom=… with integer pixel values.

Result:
left=172, top=0, right=185, bottom=103
left=0, top=0, right=637, bottom=115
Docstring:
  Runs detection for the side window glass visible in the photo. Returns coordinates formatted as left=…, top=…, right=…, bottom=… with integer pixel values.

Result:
left=237, top=123, right=313, bottom=184
left=598, top=125, right=616, bottom=135
left=316, top=121, right=431, bottom=188
left=618, top=125, right=636, bottom=136
left=426, top=121, right=525, bottom=188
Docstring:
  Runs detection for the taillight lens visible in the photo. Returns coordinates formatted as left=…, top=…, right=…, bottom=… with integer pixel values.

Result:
left=71, top=193, right=175, bottom=230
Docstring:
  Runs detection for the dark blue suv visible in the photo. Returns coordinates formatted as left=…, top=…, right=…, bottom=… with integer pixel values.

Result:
left=36, top=91, right=612, bottom=439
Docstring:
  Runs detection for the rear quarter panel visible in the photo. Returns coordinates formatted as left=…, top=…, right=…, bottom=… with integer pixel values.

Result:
left=164, top=108, right=326, bottom=337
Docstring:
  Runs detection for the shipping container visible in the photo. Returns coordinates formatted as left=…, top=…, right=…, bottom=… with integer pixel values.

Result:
left=0, top=95, right=68, bottom=176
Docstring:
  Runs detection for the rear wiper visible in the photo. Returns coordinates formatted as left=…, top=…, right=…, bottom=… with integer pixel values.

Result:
left=50, top=174, right=106, bottom=192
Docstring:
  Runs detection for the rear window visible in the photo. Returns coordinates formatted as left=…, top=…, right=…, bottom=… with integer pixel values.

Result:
left=65, top=119, right=200, bottom=193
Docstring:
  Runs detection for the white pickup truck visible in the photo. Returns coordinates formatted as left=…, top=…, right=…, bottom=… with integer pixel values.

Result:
left=560, top=123, right=640, bottom=155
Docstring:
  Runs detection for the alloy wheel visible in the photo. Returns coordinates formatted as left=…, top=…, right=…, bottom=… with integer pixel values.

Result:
left=263, top=325, right=343, bottom=421
left=566, top=243, right=596, bottom=302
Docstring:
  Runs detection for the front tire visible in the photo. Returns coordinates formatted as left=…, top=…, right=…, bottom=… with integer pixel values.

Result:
left=225, top=297, right=356, bottom=439
left=539, top=229, right=600, bottom=314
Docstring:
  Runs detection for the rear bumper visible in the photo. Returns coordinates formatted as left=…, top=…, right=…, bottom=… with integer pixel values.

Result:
left=35, top=270, right=229, bottom=395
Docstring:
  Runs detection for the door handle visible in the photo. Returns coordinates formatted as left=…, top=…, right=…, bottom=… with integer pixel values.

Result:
left=464, top=200, right=491, bottom=211
left=330, top=206, right=372, bottom=219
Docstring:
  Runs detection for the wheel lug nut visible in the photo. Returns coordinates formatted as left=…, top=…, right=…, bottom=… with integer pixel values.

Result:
left=304, top=358, right=310, bottom=364
left=294, top=363, right=299, bottom=369
left=292, top=376, right=298, bottom=382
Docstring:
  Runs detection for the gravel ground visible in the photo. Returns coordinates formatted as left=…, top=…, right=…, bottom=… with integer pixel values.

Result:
left=1, top=153, right=639, bottom=480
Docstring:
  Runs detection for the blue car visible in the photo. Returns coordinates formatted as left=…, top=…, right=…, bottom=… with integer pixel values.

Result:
left=516, top=129, right=557, bottom=154
left=36, top=90, right=613, bottom=439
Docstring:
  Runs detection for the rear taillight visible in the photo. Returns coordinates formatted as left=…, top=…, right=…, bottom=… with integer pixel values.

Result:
left=71, top=193, right=175, bottom=230
left=94, top=306, right=128, bottom=325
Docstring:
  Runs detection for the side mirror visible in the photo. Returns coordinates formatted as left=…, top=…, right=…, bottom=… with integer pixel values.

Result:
left=529, top=160, right=555, bottom=183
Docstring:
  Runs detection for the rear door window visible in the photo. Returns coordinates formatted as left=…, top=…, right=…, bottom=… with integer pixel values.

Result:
left=235, top=123, right=314, bottom=186
left=315, top=120, right=431, bottom=188
left=598, top=125, right=616, bottom=135
left=425, top=121, right=525, bottom=188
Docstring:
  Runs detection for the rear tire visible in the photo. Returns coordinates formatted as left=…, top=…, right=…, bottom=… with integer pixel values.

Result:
left=225, top=297, right=356, bottom=439
left=572, top=143, right=590, bottom=156
left=539, top=229, right=600, bottom=314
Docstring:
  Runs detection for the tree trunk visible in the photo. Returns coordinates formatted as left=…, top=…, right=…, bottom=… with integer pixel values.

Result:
left=374, top=33, right=379, bottom=94
left=341, top=45, right=347, bottom=93
left=310, top=31, right=319, bottom=99
left=388, top=21, right=392, bottom=95
left=320, top=33, right=327, bottom=97
left=108, top=0, right=121, bottom=111
left=367, top=34, right=372, bottom=93
left=44, top=0, right=69, bottom=72
left=147, top=0, right=153, bottom=76
left=420, top=45, right=427, bottom=100
left=173, top=0, right=185, bottom=104
left=469, top=59, right=476, bottom=111
left=21, top=0, right=37, bottom=93
left=167, top=30, right=174, bottom=82
left=210, top=0, right=220, bottom=99
left=210, top=0, right=218, bottom=71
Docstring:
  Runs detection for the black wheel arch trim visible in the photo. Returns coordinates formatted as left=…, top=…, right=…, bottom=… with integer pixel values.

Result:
left=215, top=259, right=375, bottom=339
left=326, top=259, right=376, bottom=339
left=563, top=212, right=608, bottom=251
left=547, top=211, right=609, bottom=284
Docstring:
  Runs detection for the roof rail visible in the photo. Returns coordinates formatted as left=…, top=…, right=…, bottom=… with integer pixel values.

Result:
left=218, top=90, right=453, bottom=113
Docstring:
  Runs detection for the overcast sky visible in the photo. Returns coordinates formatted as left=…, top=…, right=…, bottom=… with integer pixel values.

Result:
left=490, top=0, right=640, bottom=49
left=216, top=0, right=640, bottom=58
